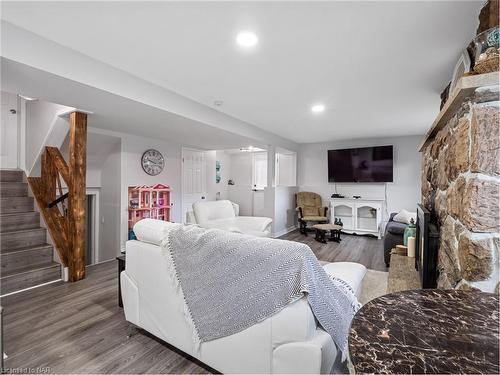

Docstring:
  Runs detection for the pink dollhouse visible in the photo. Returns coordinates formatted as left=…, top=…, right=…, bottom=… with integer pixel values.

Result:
left=128, top=184, right=172, bottom=239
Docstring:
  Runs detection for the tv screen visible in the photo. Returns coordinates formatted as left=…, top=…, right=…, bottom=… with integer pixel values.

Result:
left=328, top=145, right=393, bottom=182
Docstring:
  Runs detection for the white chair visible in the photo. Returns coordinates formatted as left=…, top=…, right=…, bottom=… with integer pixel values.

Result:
left=186, top=200, right=273, bottom=237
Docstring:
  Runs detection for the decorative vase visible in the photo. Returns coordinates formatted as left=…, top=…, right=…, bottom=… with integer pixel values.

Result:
left=403, top=218, right=416, bottom=246
left=472, top=27, right=499, bottom=74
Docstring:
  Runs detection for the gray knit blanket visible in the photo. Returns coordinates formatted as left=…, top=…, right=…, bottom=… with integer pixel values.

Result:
left=162, top=224, right=360, bottom=361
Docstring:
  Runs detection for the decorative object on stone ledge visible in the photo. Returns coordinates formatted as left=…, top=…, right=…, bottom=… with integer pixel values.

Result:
left=450, top=50, right=472, bottom=93
left=349, top=289, right=499, bottom=374
left=392, top=245, right=407, bottom=256
left=407, top=236, right=416, bottom=258
left=473, top=27, right=499, bottom=74
left=403, top=218, right=416, bottom=246
left=474, top=47, right=499, bottom=74
left=439, top=81, right=451, bottom=110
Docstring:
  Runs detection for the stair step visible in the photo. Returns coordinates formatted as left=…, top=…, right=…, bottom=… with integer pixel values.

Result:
left=1, top=244, right=53, bottom=274
left=0, top=196, right=34, bottom=214
left=0, top=182, right=28, bottom=197
left=0, top=212, right=41, bottom=232
left=0, top=170, right=23, bottom=182
left=0, top=228, right=46, bottom=251
left=0, top=170, right=60, bottom=296
left=0, top=262, right=61, bottom=295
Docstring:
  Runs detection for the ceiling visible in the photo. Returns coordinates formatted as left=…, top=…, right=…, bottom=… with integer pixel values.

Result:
left=1, top=1, right=482, bottom=143
left=2, top=58, right=263, bottom=151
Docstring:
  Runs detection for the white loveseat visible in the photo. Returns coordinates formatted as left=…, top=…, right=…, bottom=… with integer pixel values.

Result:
left=121, top=219, right=367, bottom=374
left=186, top=200, right=273, bottom=237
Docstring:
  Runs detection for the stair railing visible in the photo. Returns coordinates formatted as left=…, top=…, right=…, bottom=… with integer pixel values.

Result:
left=28, top=112, right=87, bottom=282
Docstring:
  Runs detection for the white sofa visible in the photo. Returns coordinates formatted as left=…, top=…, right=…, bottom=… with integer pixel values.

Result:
left=121, top=219, right=367, bottom=374
left=186, top=200, right=273, bottom=237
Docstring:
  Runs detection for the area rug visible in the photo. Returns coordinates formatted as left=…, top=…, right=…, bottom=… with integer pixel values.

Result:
left=359, top=269, right=388, bottom=305
left=318, top=261, right=388, bottom=305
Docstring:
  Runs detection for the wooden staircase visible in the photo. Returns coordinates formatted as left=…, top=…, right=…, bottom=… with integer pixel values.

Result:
left=0, top=170, right=61, bottom=295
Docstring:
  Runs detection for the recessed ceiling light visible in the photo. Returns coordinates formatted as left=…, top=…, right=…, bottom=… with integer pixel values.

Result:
left=311, top=104, right=325, bottom=113
left=236, top=31, right=258, bottom=47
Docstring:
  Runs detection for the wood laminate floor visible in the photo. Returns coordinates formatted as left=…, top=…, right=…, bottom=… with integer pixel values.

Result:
left=1, top=231, right=385, bottom=374
left=280, top=229, right=388, bottom=272
left=1, top=261, right=212, bottom=374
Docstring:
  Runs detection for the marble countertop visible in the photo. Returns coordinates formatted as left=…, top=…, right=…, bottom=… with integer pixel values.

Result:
left=349, top=289, right=499, bottom=374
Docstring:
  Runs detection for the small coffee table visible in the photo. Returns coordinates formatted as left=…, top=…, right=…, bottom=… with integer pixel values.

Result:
left=312, top=223, right=342, bottom=243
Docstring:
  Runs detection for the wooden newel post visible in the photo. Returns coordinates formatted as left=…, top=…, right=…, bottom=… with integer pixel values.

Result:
left=68, top=112, right=87, bottom=282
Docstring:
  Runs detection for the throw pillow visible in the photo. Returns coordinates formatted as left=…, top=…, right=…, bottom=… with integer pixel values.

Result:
left=393, top=209, right=417, bottom=225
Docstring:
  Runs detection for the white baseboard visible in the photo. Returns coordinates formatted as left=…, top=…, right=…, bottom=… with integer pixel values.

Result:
left=273, top=225, right=297, bottom=238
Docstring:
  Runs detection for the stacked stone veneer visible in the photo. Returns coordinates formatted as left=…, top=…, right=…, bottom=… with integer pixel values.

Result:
left=421, top=88, right=499, bottom=292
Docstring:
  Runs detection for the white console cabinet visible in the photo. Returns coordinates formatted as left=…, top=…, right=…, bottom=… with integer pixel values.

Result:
left=330, top=198, right=384, bottom=239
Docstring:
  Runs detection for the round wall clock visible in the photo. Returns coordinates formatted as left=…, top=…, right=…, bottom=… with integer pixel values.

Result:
left=141, top=149, right=165, bottom=176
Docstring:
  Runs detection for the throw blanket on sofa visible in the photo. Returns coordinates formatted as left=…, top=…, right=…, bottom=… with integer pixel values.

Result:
left=162, top=224, right=360, bottom=360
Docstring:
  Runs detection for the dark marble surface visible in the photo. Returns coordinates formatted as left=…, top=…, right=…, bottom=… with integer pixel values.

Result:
left=349, top=289, right=499, bottom=374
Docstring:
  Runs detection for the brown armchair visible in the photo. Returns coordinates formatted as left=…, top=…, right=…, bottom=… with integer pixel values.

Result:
left=296, top=192, right=328, bottom=235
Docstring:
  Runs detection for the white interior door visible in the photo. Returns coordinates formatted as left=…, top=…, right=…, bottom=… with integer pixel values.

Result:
left=182, top=148, right=206, bottom=223
left=0, top=92, right=19, bottom=169
left=252, top=152, right=267, bottom=216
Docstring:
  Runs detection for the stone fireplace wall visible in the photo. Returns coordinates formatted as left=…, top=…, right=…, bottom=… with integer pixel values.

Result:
left=421, top=89, right=499, bottom=292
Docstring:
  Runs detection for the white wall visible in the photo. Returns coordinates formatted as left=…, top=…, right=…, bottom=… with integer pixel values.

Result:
left=26, top=99, right=73, bottom=175
left=273, top=148, right=298, bottom=236
left=205, top=150, right=217, bottom=201
left=85, top=167, right=102, bottom=188
left=226, top=149, right=298, bottom=236
left=298, top=135, right=422, bottom=222
left=274, top=186, right=298, bottom=237
left=56, top=125, right=183, bottom=256
left=0, top=91, right=20, bottom=169
left=100, top=140, right=121, bottom=262
left=87, top=128, right=233, bottom=252
left=206, top=150, right=231, bottom=201
left=119, top=133, right=182, bottom=250
left=276, top=152, right=297, bottom=187
left=21, top=97, right=300, bottom=254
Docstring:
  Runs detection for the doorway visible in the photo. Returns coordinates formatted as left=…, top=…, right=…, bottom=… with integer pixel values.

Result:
left=84, top=190, right=100, bottom=265
left=252, top=152, right=267, bottom=217
left=181, top=148, right=207, bottom=223
left=86, top=195, right=94, bottom=265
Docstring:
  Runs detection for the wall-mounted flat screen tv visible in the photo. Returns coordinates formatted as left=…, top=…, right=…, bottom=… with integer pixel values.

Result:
left=328, top=145, right=393, bottom=182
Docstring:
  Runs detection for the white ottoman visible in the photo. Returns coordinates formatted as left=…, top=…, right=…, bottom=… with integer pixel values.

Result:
left=323, top=262, right=367, bottom=298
